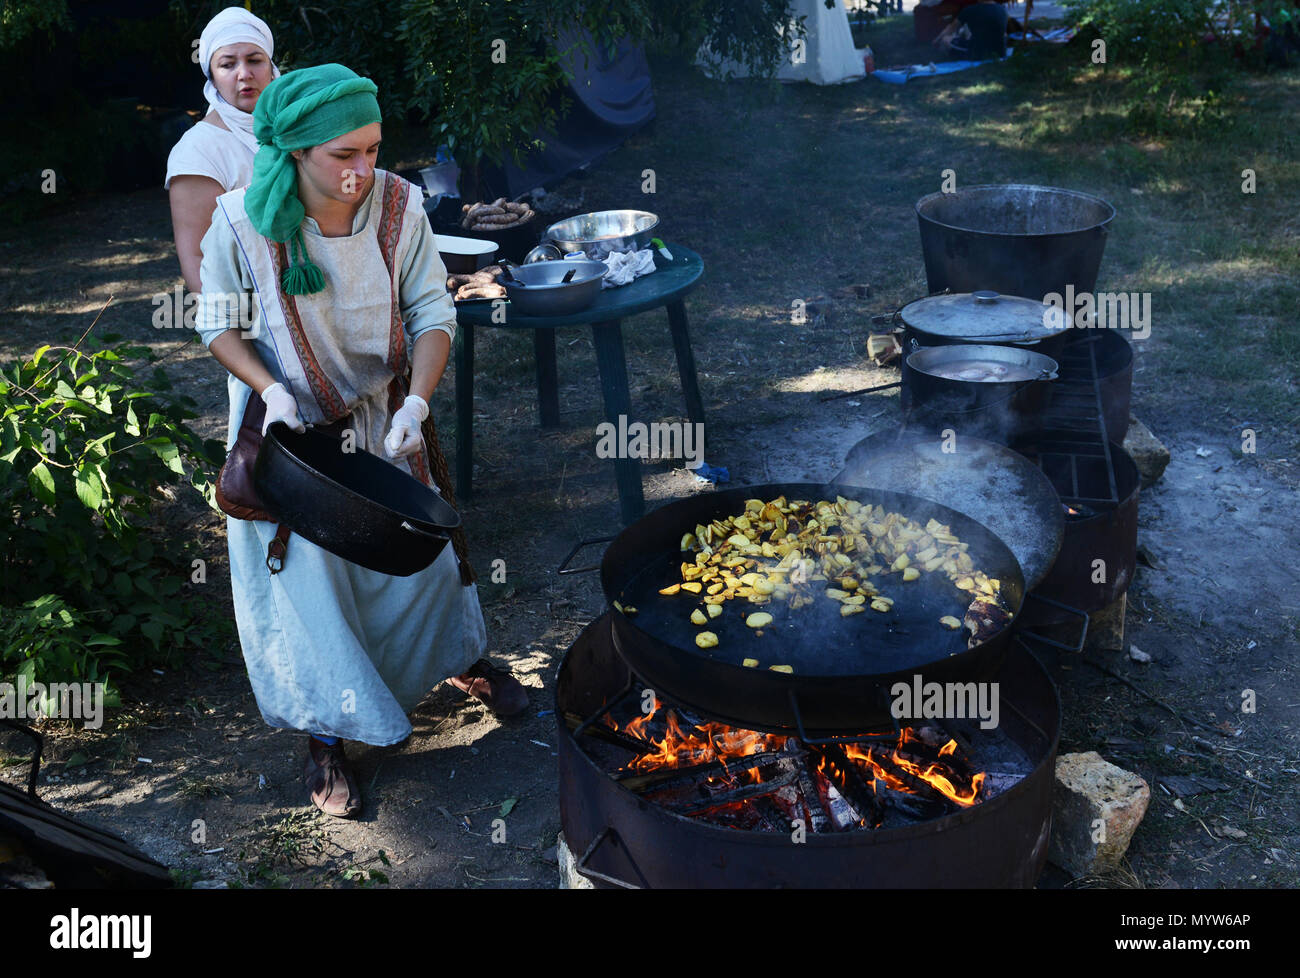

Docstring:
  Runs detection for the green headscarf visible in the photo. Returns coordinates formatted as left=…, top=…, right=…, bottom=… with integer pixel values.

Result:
left=245, top=63, right=382, bottom=295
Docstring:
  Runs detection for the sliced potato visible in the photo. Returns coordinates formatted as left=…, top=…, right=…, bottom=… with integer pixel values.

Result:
left=769, top=664, right=793, bottom=674
left=746, top=612, right=773, bottom=629
left=902, top=567, right=920, bottom=582
left=940, top=616, right=962, bottom=629
left=658, top=583, right=681, bottom=596
left=742, top=658, right=759, bottom=668
left=707, top=603, right=723, bottom=619
left=681, top=581, right=703, bottom=594
left=690, top=608, right=708, bottom=625
left=695, top=631, right=718, bottom=649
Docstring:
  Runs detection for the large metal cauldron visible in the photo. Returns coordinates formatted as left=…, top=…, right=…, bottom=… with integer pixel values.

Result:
left=916, top=184, right=1115, bottom=301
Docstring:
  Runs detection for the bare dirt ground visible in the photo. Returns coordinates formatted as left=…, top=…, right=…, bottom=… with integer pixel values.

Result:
left=2, top=48, right=1298, bottom=889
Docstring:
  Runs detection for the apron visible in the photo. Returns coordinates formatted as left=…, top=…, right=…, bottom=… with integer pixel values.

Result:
left=215, top=171, right=485, bottom=745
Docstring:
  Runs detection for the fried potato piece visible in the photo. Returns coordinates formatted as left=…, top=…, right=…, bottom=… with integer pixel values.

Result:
left=746, top=612, right=773, bottom=629
left=695, top=631, right=718, bottom=649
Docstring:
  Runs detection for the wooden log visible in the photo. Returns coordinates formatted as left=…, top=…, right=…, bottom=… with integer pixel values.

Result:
left=562, top=712, right=653, bottom=755
left=794, top=760, right=832, bottom=834
left=678, top=769, right=800, bottom=817
left=616, top=749, right=789, bottom=793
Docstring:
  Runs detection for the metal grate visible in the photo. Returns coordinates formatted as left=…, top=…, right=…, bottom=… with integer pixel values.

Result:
left=1014, top=333, right=1120, bottom=510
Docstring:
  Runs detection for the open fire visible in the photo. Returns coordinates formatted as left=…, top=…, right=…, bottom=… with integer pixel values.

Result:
left=597, top=697, right=989, bottom=832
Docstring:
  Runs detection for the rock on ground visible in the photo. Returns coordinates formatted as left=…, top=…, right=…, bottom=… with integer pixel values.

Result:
left=1049, top=751, right=1150, bottom=878
left=1123, top=416, right=1171, bottom=488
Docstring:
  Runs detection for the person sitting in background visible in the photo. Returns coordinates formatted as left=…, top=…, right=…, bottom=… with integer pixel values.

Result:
left=933, top=0, right=1009, bottom=61
left=166, top=7, right=279, bottom=292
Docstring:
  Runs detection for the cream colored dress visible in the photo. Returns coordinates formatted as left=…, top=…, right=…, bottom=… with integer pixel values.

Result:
left=196, top=170, right=485, bottom=745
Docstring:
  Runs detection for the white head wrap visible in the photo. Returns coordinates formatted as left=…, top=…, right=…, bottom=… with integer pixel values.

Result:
left=198, top=7, right=281, bottom=157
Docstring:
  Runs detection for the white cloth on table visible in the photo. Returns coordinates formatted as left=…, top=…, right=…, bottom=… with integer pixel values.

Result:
left=567, top=248, right=656, bottom=288
left=196, top=169, right=484, bottom=745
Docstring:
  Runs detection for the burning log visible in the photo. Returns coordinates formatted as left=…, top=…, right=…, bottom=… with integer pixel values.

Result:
left=871, top=778, right=951, bottom=822
left=678, top=768, right=800, bottom=817
left=562, top=712, right=654, bottom=755
left=615, top=750, right=789, bottom=793
left=814, top=744, right=883, bottom=829
left=794, top=762, right=832, bottom=834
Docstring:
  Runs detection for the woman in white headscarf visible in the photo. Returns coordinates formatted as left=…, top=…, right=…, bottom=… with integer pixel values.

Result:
left=166, top=6, right=280, bottom=292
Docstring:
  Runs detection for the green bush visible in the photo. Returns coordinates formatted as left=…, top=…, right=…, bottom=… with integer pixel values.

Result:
left=0, top=595, right=125, bottom=711
left=0, top=335, right=228, bottom=696
left=1062, top=0, right=1300, bottom=100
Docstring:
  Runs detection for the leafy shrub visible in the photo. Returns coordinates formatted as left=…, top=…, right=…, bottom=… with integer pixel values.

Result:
left=1063, top=0, right=1300, bottom=97
left=0, top=334, right=228, bottom=695
left=0, top=595, right=125, bottom=710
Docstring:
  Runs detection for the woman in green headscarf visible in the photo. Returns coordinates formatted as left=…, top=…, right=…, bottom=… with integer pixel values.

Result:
left=195, top=65, right=527, bottom=819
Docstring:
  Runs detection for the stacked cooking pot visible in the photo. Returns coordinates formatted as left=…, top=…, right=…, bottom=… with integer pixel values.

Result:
left=893, top=185, right=1118, bottom=444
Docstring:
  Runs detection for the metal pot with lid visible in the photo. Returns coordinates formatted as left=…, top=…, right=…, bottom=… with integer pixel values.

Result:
left=898, top=291, right=1069, bottom=358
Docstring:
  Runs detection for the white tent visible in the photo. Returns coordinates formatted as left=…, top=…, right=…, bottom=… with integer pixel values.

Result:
left=697, top=0, right=868, bottom=86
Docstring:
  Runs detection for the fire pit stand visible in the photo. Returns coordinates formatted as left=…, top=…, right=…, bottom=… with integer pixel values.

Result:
left=555, top=615, right=1061, bottom=889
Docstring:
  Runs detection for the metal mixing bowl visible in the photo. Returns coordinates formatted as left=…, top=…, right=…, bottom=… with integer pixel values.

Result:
left=543, top=210, right=659, bottom=259
left=502, top=259, right=607, bottom=316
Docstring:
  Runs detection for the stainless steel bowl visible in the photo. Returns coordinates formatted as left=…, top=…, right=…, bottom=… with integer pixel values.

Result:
left=502, top=259, right=607, bottom=316
left=543, top=209, right=659, bottom=259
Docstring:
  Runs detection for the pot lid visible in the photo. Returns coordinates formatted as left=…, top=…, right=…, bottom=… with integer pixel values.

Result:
left=836, top=431, right=1064, bottom=591
left=899, top=291, right=1066, bottom=344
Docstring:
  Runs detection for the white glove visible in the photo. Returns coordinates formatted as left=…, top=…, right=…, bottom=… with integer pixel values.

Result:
left=384, top=394, right=429, bottom=458
left=260, top=382, right=305, bottom=435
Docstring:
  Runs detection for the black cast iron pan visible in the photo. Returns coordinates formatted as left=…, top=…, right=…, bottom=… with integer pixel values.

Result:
left=602, top=482, right=1026, bottom=738
left=255, top=422, right=460, bottom=577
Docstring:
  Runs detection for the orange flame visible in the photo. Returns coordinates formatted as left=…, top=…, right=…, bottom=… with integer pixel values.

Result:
left=608, top=702, right=984, bottom=808
left=611, top=697, right=790, bottom=775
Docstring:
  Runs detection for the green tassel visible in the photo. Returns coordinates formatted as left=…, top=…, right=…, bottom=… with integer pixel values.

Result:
left=280, top=230, right=326, bottom=296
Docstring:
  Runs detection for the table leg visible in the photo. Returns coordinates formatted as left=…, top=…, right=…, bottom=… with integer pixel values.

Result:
left=454, top=321, right=474, bottom=501
left=666, top=299, right=706, bottom=428
left=533, top=328, right=560, bottom=427
left=590, top=320, right=644, bottom=524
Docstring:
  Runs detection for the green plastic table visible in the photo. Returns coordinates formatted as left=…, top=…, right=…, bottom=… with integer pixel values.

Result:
left=453, top=245, right=705, bottom=524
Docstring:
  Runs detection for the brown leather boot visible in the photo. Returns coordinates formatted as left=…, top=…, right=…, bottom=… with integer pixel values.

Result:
left=446, top=658, right=529, bottom=717
left=303, top=737, right=362, bottom=818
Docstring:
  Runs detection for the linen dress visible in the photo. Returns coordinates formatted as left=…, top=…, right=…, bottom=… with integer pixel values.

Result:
left=196, top=169, right=486, bottom=745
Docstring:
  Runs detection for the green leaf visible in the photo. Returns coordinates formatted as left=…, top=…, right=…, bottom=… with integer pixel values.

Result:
left=63, top=751, right=88, bottom=769
left=32, top=344, right=51, bottom=365
left=85, top=634, right=123, bottom=647
left=75, top=467, right=103, bottom=510
left=28, top=461, right=56, bottom=506
left=141, top=620, right=165, bottom=648
left=125, top=403, right=139, bottom=436
left=498, top=797, right=518, bottom=817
